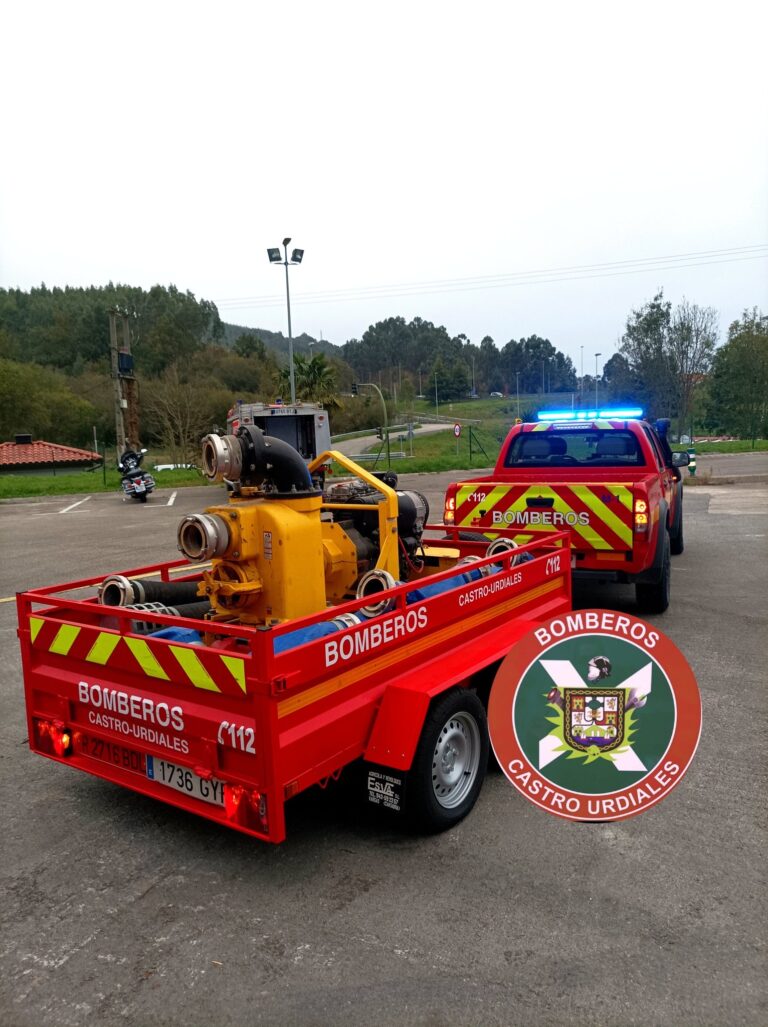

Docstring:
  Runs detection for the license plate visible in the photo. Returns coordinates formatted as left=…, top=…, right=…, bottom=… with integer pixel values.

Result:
left=78, top=734, right=146, bottom=774
left=146, top=756, right=224, bottom=806
left=133, top=481, right=146, bottom=492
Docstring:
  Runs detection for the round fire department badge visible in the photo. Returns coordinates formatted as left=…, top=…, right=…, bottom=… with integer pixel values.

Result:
left=488, top=610, right=701, bottom=821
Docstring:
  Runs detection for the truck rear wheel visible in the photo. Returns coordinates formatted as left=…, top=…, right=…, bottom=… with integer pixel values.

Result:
left=406, top=688, right=489, bottom=832
left=636, top=532, right=671, bottom=613
left=670, top=497, right=684, bottom=555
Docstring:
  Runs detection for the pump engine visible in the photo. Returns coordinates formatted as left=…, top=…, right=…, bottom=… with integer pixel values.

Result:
left=176, top=426, right=428, bottom=626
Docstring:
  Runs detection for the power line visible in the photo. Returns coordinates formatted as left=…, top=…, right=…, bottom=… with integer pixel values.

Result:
left=214, top=245, right=768, bottom=311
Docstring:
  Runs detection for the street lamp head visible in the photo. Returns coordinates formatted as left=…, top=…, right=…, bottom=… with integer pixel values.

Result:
left=267, top=248, right=282, bottom=263
left=291, top=248, right=304, bottom=264
left=282, top=237, right=291, bottom=247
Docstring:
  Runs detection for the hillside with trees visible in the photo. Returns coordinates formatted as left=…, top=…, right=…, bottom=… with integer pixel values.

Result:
left=0, top=284, right=764, bottom=458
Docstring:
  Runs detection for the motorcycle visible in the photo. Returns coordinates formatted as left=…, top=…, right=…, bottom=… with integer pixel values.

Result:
left=118, top=448, right=155, bottom=503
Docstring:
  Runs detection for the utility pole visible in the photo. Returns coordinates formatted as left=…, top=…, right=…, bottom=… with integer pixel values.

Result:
left=109, top=308, right=138, bottom=453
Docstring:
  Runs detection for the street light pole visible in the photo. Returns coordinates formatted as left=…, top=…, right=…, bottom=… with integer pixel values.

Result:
left=580, top=345, right=584, bottom=403
left=282, top=239, right=295, bottom=405
left=595, top=352, right=602, bottom=408
left=516, top=371, right=521, bottom=418
left=268, top=239, right=304, bottom=406
left=434, top=371, right=439, bottom=416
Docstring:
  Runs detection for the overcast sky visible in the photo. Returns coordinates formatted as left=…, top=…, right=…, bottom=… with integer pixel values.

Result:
left=2, top=0, right=766, bottom=375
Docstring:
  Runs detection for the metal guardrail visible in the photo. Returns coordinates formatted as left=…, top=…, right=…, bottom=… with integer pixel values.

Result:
left=400, top=411, right=482, bottom=426
left=331, top=423, right=416, bottom=443
left=345, top=451, right=408, bottom=461
left=332, top=417, right=481, bottom=443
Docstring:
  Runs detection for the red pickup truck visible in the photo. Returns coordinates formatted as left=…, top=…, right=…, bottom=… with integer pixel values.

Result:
left=443, top=409, right=689, bottom=613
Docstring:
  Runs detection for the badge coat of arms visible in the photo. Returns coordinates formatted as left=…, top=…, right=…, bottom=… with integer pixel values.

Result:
left=563, top=688, right=625, bottom=754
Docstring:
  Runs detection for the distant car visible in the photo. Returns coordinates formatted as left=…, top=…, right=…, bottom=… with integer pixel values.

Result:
left=490, top=392, right=503, bottom=398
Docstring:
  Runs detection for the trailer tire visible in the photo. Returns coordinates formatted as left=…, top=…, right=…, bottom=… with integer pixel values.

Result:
left=406, top=688, right=489, bottom=833
left=636, top=531, right=671, bottom=613
left=442, top=531, right=488, bottom=543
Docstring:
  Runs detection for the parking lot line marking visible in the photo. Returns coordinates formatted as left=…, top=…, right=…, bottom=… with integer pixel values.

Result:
left=167, top=491, right=177, bottom=507
left=59, top=496, right=91, bottom=514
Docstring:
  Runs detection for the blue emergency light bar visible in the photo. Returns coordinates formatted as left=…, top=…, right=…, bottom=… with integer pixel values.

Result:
left=536, top=407, right=644, bottom=422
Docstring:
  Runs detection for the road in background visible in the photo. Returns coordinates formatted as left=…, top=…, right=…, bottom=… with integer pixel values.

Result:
left=0, top=471, right=765, bottom=1026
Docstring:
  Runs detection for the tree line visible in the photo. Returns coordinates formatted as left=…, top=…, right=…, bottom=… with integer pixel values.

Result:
left=0, top=284, right=765, bottom=456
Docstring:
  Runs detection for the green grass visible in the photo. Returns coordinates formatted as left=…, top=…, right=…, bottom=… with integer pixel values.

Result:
left=0, top=466, right=209, bottom=500
left=360, top=426, right=501, bottom=473
left=3, top=423, right=764, bottom=499
left=691, top=439, right=767, bottom=453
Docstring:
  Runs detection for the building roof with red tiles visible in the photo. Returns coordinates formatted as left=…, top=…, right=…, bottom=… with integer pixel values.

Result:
left=0, top=437, right=101, bottom=468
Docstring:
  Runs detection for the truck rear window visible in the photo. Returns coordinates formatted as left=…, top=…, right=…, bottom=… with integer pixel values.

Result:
left=503, top=430, right=644, bottom=468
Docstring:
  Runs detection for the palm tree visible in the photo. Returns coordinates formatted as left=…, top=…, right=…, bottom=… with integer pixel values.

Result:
left=275, top=353, right=341, bottom=408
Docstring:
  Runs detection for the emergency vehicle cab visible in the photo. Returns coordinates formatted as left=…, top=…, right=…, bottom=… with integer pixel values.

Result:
left=443, top=408, right=689, bottom=613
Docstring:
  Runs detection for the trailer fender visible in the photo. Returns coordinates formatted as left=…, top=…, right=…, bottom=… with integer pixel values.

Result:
left=364, top=686, right=430, bottom=771
left=364, top=676, right=470, bottom=772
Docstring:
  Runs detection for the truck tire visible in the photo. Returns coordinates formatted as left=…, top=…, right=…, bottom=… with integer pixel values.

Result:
left=670, top=496, right=684, bottom=555
left=406, top=688, right=489, bottom=833
left=443, top=531, right=488, bottom=543
left=636, top=531, right=671, bottom=614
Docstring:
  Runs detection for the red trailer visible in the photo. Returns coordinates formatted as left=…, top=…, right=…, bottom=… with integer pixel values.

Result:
left=18, top=432, right=572, bottom=843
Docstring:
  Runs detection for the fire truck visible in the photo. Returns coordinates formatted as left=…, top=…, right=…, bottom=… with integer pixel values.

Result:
left=18, top=427, right=571, bottom=843
left=227, top=400, right=331, bottom=461
left=443, top=407, right=689, bottom=614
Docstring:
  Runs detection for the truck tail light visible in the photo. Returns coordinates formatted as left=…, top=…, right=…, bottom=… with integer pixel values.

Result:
left=224, top=783, right=269, bottom=834
left=34, top=719, right=73, bottom=757
left=634, top=499, right=649, bottom=532
left=444, top=495, right=456, bottom=524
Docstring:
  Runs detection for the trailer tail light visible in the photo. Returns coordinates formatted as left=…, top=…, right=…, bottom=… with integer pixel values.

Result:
left=34, top=719, right=73, bottom=757
left=444, top=495, right=456, bottom=524
left=224, top=783, right=268, bottom=834
left=634, top=499, right=649, bottom=532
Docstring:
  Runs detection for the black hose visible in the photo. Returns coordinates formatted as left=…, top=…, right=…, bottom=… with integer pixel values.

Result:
left=100, top=575, right=202, bottom=607
left=238, top=425, right=315, bottom=493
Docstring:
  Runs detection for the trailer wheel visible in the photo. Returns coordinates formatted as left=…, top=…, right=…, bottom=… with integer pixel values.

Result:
left=636, top=531, right=671, bottom=614
left=407, top=688, right=489, bottom=832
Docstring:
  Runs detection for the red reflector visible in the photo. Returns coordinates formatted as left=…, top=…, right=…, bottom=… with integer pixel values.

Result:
left=34, top=719, right=72, bottom=756
left=52, top=726, right=72, bottom=757
left=223, top=784, right=268, bottom=832
left=224, top=784, right=244, bottom=819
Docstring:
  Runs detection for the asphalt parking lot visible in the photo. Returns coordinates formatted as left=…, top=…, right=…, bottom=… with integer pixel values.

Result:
left=0, top=468, right=766, bottom=1027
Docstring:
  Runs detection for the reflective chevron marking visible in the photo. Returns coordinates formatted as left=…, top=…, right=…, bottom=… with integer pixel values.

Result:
left=28, top=618, right=247, bottom=696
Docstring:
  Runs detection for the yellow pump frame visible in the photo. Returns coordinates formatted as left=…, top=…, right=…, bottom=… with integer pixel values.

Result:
left=310, top=450, right=401, bottom=584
